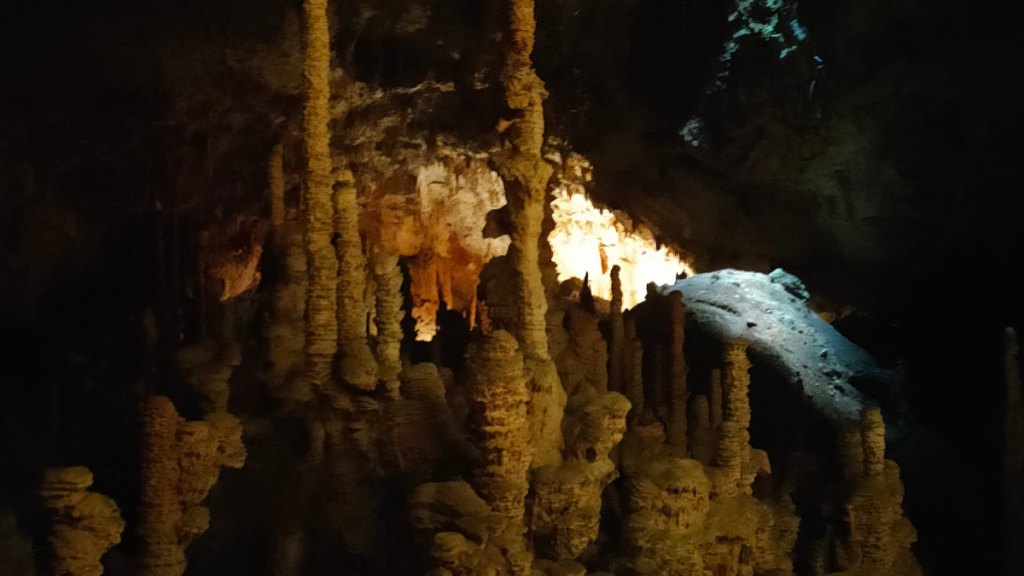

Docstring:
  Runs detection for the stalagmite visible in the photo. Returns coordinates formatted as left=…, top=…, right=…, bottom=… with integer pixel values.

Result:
left=138, top=396, right=185, bottom=576
left=666, top=291, right=688, bottom=453
left=138, top=396, right=246, bottom=576
left=624, top=310, right=644, bottom=421
left=714, top=338, right=752, bottom=495
left=465, top=330, right=532, bottom=521
left=688, top=394, right=713, bottom=465
left=372, top=251, right=404, bottom=383
left=269, top=143, right=285, bottom=229
left=841, top=407, right=921, bottom=575
left=176, top=339, right=241, bottom=414
left=333, top=169, right=377, bottom=389
left=492, top=0, right=553, bottom=360
left=301, top=0, right=339, bottom=390
left=1005, top=327, right=1023, bottom=576
left=39, top=467, right=125, bottom=576
left=709, top=368, right=723, bottom=429
left=622, top=458, right=710, bottom=576
left=265, top=144, right=310, bottom=401
left=460, top=330, right=533, bottom=575
left=609, top=265, right=625, bottom=394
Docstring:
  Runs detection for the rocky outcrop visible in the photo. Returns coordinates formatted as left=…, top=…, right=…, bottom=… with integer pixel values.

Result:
left=39, top=467, right=124, bottom=576
left=657, top=269, right=897, bottom=424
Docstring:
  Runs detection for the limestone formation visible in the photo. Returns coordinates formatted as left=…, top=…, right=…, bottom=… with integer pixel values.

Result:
left=666, top=291, right=688, bottom=453
left=372, top=251, right=404, bottom=383
left=265, top=143, right=310, bottom=401
left=623, top=311, right=644, bottom=421
left=39, top=467, right=125, bottom=576
left=176, top=339, right=241, bottom=414
left=714, top=338, right=752, bottom=495
left=301, top=0, right=339, bottom=390
left=138, top=396, right=246, bottom=576
left=332, top=168, right=377, bottom=389
left=492, top=0, right=554, bottom=362
left=464, top=330, right=532, bottom=521
left=688, top=394, right=713, bottom=465
left=840, top=407, right=921, bottom=576
left=609, top=265, right=625, bottom=394
left=621, top=458, right=710, bottom=576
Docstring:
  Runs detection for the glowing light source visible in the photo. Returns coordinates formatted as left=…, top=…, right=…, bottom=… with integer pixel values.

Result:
left=548, top=187, right=694, bottom=310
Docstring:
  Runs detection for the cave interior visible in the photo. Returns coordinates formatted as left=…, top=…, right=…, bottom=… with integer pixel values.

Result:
left=0, top=0, right=1022, bottom=576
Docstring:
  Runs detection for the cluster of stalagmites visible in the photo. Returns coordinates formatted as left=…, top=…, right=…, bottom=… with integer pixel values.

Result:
left=39, top=467, right=125, bottom=576
left=138, top=396, right=246, bottom=576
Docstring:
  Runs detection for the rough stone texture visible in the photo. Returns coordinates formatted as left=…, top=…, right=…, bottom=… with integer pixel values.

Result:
left=176, top=339, right=242, bottom=414
left=608, top=265, right=625, bottom=395
left=332, top=169, right=377, bottom=390
left=138, top=396, right=246, bottom=576
left=300, top=0, right=338, bottom=391
left=265, top=145, right=310, bottom=401
left=465, top=330, right=532, bottom=521
left=657, top=269, right=897, bottom=425
left=714, top=338, right=752, bottom=496
left=39, top=467, right=125, bottom=576
left=666, top=291, right=688, bottom=452
left=372, top=251, right=405, bottom=382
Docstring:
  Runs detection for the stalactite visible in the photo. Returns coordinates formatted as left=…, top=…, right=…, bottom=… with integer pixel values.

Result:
left=301, top=0, right=339, bottom=391
left=372, top=251, right=404, bottom=383
left=333, top=169, right=377, bottom=389
left=1005, top=327, right=1023, bottom=576
left=39, top=467, right=124, bottom=576
left=714, top=338, right=752, bottom=496
left=138, top=396, right=246, bottom=576
left=624, top=310, right=644, bottom=421
left=609, top=265, right=625, bottom=394
left=666, top=291, right=688, bottom=453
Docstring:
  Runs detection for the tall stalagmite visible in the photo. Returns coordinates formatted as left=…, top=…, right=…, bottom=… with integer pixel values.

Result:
left=138, top=396, right=246, bottom=576
left=265, top=143, right=310, bottom=401
left=301, top=0, right=338, bottom=390
left=464, top=330, right=533, bottom=575
left=39, top=467, right=125, bottom=576
left=333, top=169, right=377, bottom=389
left=491, top=0, right=565, bottom=470
left=842, top=407, right=921, bottom=575
left=138, top=396, right=185, bottom=576
left=666, top=291, right=688, bottom=452
left=609, top=265, right=625, bottom=394
left=493, top=0, right=553, bottom=360
left=624, top=310, right=644, bottom=421
left=714, top=338, right=752, bottom=495
left=1005, top=327, right=1023, bottom=576
left=372, top=251, right=405, bottom=383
